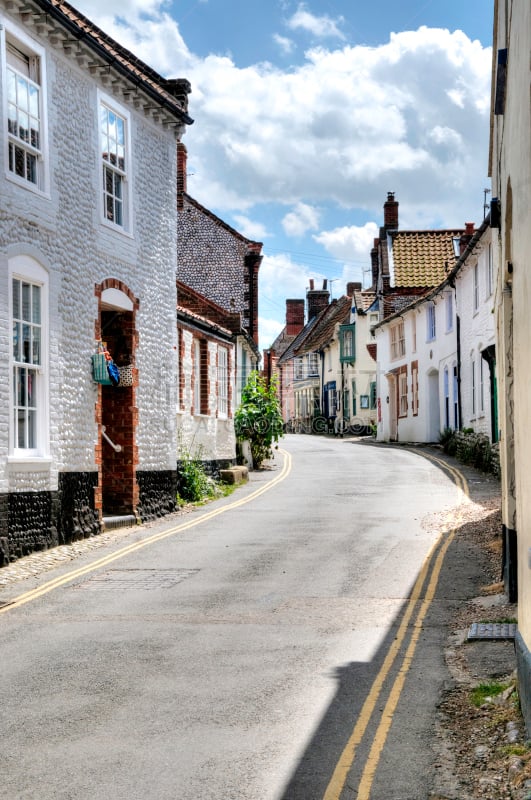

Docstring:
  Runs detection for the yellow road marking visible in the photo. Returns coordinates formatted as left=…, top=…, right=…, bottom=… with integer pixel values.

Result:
left=324, top=453, right=469, bottom=800
left=0, top=449, right=292, bottom=616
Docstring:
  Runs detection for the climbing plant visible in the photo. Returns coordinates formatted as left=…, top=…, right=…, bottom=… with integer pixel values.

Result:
left=234, top=371, right=284, bottom=468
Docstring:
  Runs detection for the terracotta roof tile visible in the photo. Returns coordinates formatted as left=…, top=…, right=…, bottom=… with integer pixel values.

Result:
left=391, top=230, right=463, bottom=287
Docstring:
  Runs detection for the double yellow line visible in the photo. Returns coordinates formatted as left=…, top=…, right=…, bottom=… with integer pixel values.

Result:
left=0, top=449, right=292, bottom=616
left=324, top=451, right=469, bottom=800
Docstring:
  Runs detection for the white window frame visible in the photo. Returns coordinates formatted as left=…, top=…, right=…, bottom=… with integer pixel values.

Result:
left=217, top=345, right=228, bottom=418
left=471, top=357, right=477, bottom=416
left=411, top=314, right=417, bottom=353
left=98, top=91, right=132, bottom=235
left=426, top=303, right=436, bottom=341
left=193, top=338, right=201, bottom=414
left=307, top=352, right=319, bottom=376
left=486, top=244, right=494, bottom=298
left=2, top=20, right=49, bottom=195
left=445, top=291, right=453, bottom=332
left=390, top=320, right=405, bottom=359
left=9, top=255, right=49, bottom=459
left=479, top=356, right=485, bottom=414
left=398, top=368, right=408, bottom=417
left=473, top=263, right=479, bottom=313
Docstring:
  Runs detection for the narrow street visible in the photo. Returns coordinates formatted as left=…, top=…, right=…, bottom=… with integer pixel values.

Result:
left=0, top=435, right=472, bottom=799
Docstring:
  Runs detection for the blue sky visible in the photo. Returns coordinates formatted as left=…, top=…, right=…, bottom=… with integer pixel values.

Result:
left=75, top=0, right=494, bottom=348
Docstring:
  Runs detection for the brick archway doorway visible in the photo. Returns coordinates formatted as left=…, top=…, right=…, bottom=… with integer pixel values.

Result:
left=95, top=283, right=138, bottom=518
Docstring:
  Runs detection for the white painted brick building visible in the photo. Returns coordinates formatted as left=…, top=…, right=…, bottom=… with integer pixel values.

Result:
left=0, top=0, right=192, bottom=561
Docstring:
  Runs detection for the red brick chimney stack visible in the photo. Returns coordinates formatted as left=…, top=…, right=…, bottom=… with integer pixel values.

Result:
left=459, top=222, right=475, bottom=255
left=384, top=191, right=399, bottom=230
left=285, top=299, right=305, bottom=336
left=371, top=239, right=379, bottom=289
left=346, top=282, right=362, bottom=296
left=307, top=278, right=330, bottom=320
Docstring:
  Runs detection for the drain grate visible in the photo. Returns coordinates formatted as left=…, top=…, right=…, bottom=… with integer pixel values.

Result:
left=467, top=622, right=517, bottom=641
left=75, top=568, right=199, bottom=591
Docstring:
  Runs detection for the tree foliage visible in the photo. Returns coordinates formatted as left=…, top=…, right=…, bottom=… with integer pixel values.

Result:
left=234, top=371, right=284, bottom=468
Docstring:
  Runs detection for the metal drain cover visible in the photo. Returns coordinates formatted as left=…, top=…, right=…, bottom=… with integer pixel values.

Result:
left=467, top=622, right=517, bottom=641
left=76, top=568, right=199, bottom=590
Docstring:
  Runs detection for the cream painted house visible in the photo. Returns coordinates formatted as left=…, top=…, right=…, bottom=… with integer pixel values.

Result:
left=489, top=0, right=531, bottom=732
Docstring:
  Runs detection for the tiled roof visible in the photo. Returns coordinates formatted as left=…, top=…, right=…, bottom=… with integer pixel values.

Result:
left=382, top=288, right=430, bottom=318
left=277, top=316, right=320, bottom=364
left=27, top=0, right=193, bottom=125
left=391, top=230, right=463, bottom=287
left=353, top=290, right=376, bottom=312
left=296, top=296, right=351, bottom=356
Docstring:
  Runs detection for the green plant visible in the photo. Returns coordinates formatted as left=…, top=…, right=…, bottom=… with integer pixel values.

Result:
left=470, top=681, right=511, bottom=708
left=177, top=444, right=215, bottom=504
left=234, top=371, right=284, bottom=468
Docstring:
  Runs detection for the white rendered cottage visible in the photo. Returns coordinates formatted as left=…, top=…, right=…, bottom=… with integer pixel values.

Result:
left=0, top=0, right=192, bottom=562
left=374, top=220, right=497, bottom=444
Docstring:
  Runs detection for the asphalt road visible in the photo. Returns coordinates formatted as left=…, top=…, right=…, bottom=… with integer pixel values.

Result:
left=0, top=435, right=468, bottom=799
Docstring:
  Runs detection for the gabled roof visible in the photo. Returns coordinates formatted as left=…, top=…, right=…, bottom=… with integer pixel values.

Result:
left=25, top=0, right=193, bottom=126
left=181, top=194, right=262, bottom=249
left=374, top=216, right=490, bottom=330
left=390, top=229, right=463, bottom=287
left=297, top=296, right=351, bottom=355
left=277, top=315, right=320, bottom=365
left=177, top=280, right=260, bottom=355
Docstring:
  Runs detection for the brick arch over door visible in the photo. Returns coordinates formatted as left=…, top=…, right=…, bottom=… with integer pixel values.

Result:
left=94, top=280, right=139, bottom=519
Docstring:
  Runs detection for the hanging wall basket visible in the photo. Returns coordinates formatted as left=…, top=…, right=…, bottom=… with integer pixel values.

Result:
left=118, top=365, right=134, bottom=387
left=91, top=353, right=113, bottom=385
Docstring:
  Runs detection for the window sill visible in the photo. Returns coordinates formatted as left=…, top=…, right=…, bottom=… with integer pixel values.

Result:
left=7, top=456, right=52, bottom=472
left=100, top=218, right=135, bottom=240
left=6, top=172, right=51, bottom=200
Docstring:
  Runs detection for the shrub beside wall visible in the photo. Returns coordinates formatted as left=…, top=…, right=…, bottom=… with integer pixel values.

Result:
left=440, top=429, right=500, bottom=478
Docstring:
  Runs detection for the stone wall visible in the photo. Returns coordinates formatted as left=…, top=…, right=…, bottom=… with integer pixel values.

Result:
left=0, top=10, right=183, bottom=558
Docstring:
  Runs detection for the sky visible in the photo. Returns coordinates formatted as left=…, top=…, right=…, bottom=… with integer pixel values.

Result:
left=74, top=0, right=495, bottom=349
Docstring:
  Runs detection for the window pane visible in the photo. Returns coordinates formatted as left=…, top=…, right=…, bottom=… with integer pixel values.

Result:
left=17, top=75, right=29, bottom=111
left=13, top=321, right=21, bottom=361
left=7, top=69, right=16, bottom=102
left=17, top=408, right=25, bottom=449
left=14, top=144, right=25, bottom=177
left=8, top=102, right=17, bottom=135
left=22, top=282, right=30, bottom=320
left=32, top=285, right=41, bottom=323
left=114, top=198, right=123, bottom=227
left=32, top=329, right=41, bottom=365
left=29, top=84, right=39, bottom=117
left=27, top=152, right=37, bottom=184
left=22, top=324, right=31, bottom=361
left=12, top=278, right=20, bottom=317
left=17, top=367, right=26, bottom=405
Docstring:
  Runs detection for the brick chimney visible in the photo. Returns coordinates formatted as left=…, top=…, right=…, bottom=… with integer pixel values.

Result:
left=371, top=239, right=379, bottom=289
left=384, top=191, right=399, bottom=230
left=307, top=278, right=330, bottom=319
left=346, top=282, right=362, bottom=296
left=459, top=222, right=475, bottom=255
left=286, top=299, right=305, bottom=336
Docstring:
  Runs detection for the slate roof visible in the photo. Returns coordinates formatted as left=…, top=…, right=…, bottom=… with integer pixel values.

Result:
left=296, top=296, right=352, bottom=356
left=27, top=0, right=193, bottom=125
left=277, top=315, right=320, bottom=365
left=390, top=229, right=463, bottom=287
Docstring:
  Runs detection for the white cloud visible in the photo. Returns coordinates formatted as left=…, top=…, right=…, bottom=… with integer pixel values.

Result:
left=282, top=203, right=320, bottom=237
left=314, top=222, right=379, bottom=264
left=286, top=4, right=345, bottom=40
left=74, top=4, right=492, bottom=227
left=232, top=215, right=269, bottom=241
left=273, top=34, right=295, bottom=55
